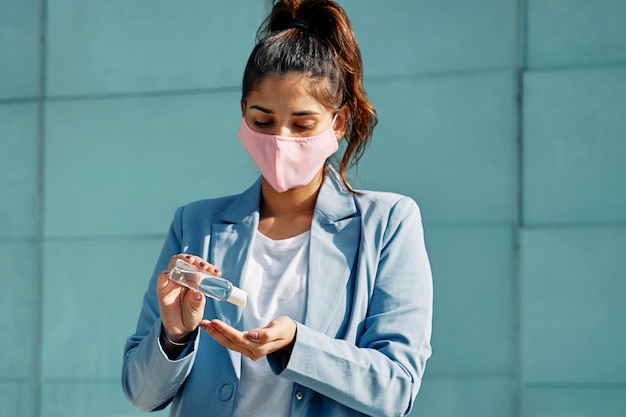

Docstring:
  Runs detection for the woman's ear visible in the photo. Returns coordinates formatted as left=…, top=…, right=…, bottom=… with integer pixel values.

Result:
left=240, top=101, right=246, bottom=116
left=334, top=106, right=350, bottom=139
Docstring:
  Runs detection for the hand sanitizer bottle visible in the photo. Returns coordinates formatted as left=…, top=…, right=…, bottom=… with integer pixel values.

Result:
left=168, top=259, right=247, bottom=308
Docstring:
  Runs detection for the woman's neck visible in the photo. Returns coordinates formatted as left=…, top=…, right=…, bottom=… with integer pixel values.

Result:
left=257, top=169, right=324, bottom=239
left=260, top=170, right=324, bottom=218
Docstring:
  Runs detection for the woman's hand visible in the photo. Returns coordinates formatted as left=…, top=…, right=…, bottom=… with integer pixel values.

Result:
left=199, top=316, right=297, bottom=361
left=157, top=254, right=219, bottom=343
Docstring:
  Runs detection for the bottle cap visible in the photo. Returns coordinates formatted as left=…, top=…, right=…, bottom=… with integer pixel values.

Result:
left=227, top=286, right=248, bottom=308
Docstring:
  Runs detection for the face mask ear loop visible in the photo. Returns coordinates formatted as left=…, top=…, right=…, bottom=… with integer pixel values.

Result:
left=331, top=113, right=339, bottom=131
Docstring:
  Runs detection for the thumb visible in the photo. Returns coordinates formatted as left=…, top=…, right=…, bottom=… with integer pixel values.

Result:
left=187, top=289, right=205, bottom=307
left=182, top=290, right=206, bottom=325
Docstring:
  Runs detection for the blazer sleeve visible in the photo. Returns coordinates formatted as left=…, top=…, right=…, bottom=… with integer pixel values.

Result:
left=268, top=197, right=433, bottom=417
left=121, top=206, right=199, bottom=411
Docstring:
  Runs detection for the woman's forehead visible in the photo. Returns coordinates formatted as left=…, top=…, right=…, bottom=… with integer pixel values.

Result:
left=245, top=73, right=331, bottom=113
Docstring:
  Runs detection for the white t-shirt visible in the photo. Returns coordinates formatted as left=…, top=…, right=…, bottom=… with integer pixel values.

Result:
left=233, top=230, right=310, bottom=417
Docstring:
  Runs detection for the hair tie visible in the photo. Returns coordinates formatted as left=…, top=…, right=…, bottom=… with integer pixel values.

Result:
left=289, top=18, right=309, bottom=30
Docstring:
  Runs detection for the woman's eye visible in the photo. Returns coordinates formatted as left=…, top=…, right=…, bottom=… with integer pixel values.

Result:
left=294, top=124, right=314, bottom=131
left=254, top=120, right=273, bottom=128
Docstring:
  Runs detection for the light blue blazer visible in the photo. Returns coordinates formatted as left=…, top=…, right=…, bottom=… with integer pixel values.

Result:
left=122, top=168, right=433, bottom=417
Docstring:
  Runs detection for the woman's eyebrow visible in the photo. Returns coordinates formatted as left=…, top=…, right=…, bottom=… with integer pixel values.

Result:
left=292, top=110, right=321, bottom=116
left=250, top=105, right=273, bottom=114
left=249, top=105, right=321, bottom=117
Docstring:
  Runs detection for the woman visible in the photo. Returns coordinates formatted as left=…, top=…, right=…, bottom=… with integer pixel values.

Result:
left=122, top=1, right=432, bottom=416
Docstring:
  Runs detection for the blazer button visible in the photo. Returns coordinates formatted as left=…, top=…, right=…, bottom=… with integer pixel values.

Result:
left=219, top=382, right=234, bottom=401
left=295, top=390, right=303, bottom=400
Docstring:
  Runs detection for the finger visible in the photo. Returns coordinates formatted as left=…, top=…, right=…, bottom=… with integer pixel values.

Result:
left=203, top=320, right=262, bottom=354
left=247, top=316, right=297, bottom=345
left=157, top=270, right=186, bottom=300
left=205, top=320, right=246, bottom=344
left=206, top=327, right=282, bottom=361
left=156, top=269, right=171, bottom=291
left=168, top=254, right=221, bottom=276
left=201, top=321, right=254, bottom=356
left=168, top=254, right=195, bottom=270
left=195, top=259, right=221, bottom=276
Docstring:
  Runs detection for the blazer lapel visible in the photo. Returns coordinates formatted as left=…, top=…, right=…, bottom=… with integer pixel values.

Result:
left=207, top=179, right=261, bottom=378
left=304, top=168, right=361, bottom=333
left=208, top=178, right=262, bottom=328
left=209, top=222, right=255, bottom=327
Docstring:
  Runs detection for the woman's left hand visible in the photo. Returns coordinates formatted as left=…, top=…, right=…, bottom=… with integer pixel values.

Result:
left=199, top=316, right=296, bottom=361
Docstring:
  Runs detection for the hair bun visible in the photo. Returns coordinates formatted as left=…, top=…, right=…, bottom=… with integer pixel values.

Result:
left=287, top=18, right=309, bottom=31
left=263, top=0, right=339, bottom=39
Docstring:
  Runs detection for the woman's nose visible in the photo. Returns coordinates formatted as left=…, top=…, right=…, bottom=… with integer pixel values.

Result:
left=275, top=124, right=292, bottom=137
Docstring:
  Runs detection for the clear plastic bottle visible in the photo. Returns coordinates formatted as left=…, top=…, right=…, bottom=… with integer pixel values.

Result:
left=168, top=259, right=247, bottom=307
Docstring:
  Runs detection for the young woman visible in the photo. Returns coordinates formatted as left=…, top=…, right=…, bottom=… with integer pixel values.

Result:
left=122, top=1, right=432, bottom=416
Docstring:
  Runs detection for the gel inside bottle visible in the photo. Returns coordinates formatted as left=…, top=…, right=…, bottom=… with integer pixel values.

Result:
left=168, top=259, right=247, bottom=307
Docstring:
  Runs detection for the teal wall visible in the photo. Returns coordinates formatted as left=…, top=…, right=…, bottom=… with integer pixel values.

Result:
left=1, top=1, right=624, bottom=416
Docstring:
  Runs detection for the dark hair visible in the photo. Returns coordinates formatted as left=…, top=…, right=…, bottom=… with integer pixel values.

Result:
left=241, top=0, right=377, bottom=191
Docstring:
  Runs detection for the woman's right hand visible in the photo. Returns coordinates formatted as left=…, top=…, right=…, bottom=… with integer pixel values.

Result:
left=156, top=254, right=219, bottom=343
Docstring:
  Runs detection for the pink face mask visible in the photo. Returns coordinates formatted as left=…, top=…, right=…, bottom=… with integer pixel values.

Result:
left=238, top=116, right=339, bottom=193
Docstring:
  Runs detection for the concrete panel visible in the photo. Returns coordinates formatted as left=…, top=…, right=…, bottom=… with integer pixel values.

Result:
left=357, top=71, right=517, bottom=226
left=42, top=380, right=168, bottom=417
left=520, top=226, right=626, bottom=384
left=45, top=1, right=265, bottom=96
left=0, top=241, right=38, bottom=379
left=0, top=381, right=32, bottom=417
left=527, top=0, right=626, bottom=68
left=42, top=237, right=164, bottom=379
left=0, top=103, right=39, bottom=239
left=425, top=225, right=515, bottom=376
left=44, top=92, right=258, bottom=238
left=410, top=375, right=515, bottom=417
left=0, top=0, right=40, bottom=99
left=523, top=67, right=626, bottom=226
left=341, top=0, right=518, bottom=77
left=523, top=386, right=626, bottom=417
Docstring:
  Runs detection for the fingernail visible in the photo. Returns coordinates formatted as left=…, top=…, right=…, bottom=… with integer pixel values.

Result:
left=199, top=262, right=206, bottom=267
left=185, top=255, right=191, bottom=259
left=246, top=331, right=259, bottom=340
left=213, top=268, right=220, bottom=274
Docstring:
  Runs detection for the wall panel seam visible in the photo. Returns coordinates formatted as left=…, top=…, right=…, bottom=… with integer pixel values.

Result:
left=43, top=86, right=242, bottom=103
left=514, top=0, right=529, bottom=416
left=33, top=1, right=48, bottom=416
